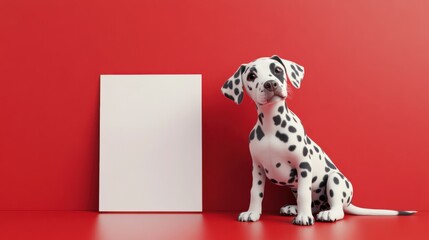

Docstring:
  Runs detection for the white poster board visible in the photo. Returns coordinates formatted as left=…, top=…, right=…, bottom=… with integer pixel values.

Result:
left=99, top=75, right=202, bottom=212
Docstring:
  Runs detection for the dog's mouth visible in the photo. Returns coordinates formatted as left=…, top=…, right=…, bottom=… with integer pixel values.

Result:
left=256, top=94, right=286, bottom=106
left=267, top=93, right=286, bottom=102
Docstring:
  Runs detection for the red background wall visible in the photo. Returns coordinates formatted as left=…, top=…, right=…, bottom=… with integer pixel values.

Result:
left=0, top=0, right=428, bottom=211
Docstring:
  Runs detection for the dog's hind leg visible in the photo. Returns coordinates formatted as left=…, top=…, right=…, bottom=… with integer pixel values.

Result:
left=316, top=172, right=353, bottom=222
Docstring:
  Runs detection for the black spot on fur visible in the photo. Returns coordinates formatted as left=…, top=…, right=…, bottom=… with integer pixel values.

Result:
left=319, top=174, right=328, bottom=188
left=256, top=126, right=264, bottom=140
left=249, top=129, right=255, bottom=142
left=347, top=196, right=350, bottom=203
left=281, top=121, right=286, bottom=128
left=325, top=167, right=330, bottom=173
left=296, top=65, right=303, bottom=72
left=224, top=93, right=234, bottom=101
left=278, top=106, right=284, bottom=113
left=290, top=169, right=297, bottom=177
left=303, top=146, right=308, bottom=157
left=297, top=135, right=302, bottom=142
left=314, top=146, right=319, bottom=153
left=275, top=131, right=288, bottom=143
left=343, top=192, right=346, bottom=198
left=237, top=92, right=243, bottom=104
left=270, top=55, right=285, bottom=67
left=271, top=179, right=278, bottom=184
left=333, top=177, right=339, bottom=185
left=260, top=192, right=264, bottom=198
left=290, top=64, right=298, bottom=75
left=301, top=171, right=307, bottom=178
left=288, top=169, right=297, bottom=183
left=345, top=180, right=350, bottom=189
left=288, top=145, right=296, bottom=151
left=309, top=149, right=313, bottom=155
left=325, top=158, right=337, bottom=170
left=234, top=65, right=246, bottom=78
left=276, top=162, right=281, bottom=168
left=288, top=126, right=297, bottom=133
left=292, top=81, right=299, bottom=88
left=338, top=173, right=345, bottom=179
left=265, top=168, right=269, bottom=173
left=273, top=115, right=281, bottom=125
left=319, top=195, right=327, bottom=201
left=223, top=81, right=229, bottom=89
left=306, top=137, right=312, bottom=144
left=258, top=180, right=262, bottom=185
left=299, top=162, right=312, bottom=172
left=269, top=62, right=285, bottom=84
left=234, top=88, right=239, bottom=95
left=258, top=113, right=264, bottom=125
left=234, top=78, right=240, bottom=85
left=330, top=189, right=334, bottom=197
left=312, top=176, right=317, bottom=183
left=244, top=67, right=249, bottom=74
left=255, top=82, right=259, bottom=89
left=291, top=72, right=297, bottom=80
left=286, top=115, right=291, bottom=121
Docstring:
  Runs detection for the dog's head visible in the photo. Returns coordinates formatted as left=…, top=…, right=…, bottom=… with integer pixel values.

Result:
left=221, top=55, right=304, bottom=105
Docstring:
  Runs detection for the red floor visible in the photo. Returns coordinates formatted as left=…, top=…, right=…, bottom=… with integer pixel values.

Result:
left=1, top=211, right=428, bottom=240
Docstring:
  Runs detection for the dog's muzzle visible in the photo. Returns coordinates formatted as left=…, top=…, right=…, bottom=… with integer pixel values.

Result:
left=263, top=80, right=285, bottom=101
left=263, top=80, right=278, bottom=92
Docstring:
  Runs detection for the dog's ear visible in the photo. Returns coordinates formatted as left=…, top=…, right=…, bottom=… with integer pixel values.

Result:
left=271, top=55, right=304, bottom=89
left=221, top=64, right=246, bottom=104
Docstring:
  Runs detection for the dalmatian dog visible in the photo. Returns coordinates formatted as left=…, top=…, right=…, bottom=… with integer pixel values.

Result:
left=221, top=55, right=416, bottom=225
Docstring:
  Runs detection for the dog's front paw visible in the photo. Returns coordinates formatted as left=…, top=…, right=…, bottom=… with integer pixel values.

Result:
left=238, top=211, right=260, bottom=222
left=292, top=214, right=314, bottom=226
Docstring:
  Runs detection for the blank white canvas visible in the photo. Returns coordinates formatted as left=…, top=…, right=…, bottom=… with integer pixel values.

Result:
left=99, top=74, right=202, bottom=212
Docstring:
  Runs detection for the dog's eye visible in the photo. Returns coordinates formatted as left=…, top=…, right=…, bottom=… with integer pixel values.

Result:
left=247, top=73, right=257, bottom=81
left=275, top=66, right=283, bottom=74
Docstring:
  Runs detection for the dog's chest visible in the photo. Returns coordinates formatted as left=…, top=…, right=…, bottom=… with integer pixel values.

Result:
left=249, top=110, right=305, bottom=163
left=250, top=127, right=302, bottom=187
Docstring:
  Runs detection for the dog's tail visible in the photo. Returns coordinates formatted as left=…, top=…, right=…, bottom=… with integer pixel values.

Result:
left=344, top=204, right=417, bottom=216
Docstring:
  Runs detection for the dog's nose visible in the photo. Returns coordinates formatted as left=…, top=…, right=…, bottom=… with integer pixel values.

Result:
left=263, top=80, right=278, bottom=92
